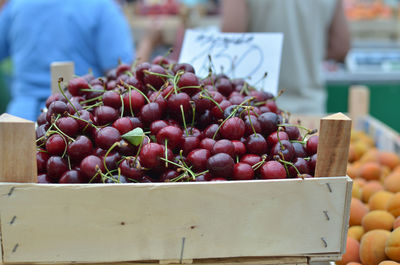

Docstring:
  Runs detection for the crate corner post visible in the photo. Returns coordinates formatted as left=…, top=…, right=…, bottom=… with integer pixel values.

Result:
left=0, top=113, right=37, bottom=183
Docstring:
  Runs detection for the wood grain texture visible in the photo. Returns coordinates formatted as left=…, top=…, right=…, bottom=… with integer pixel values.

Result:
left=0, top=114, right=36, bottom=183
left=348, top=85, right=369, bottom=126
left=0, top=177, right=351, bottom=264
left=314, top=113, right=352, bottom=178
left=2, top=256, right=308, bottom=265
left=50, top=62, right=74, bottom=95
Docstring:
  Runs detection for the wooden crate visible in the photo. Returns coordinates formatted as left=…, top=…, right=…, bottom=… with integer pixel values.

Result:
left=0, top=63, right=353, bottom=265
left=0, top=112, right=353, bottom=265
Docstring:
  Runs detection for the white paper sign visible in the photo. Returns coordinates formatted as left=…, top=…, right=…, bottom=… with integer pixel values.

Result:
left=179, top=30, right=284, bottom=96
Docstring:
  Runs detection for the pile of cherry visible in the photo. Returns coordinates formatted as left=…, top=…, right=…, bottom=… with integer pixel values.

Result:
left=36, top=57, right=319, bottom=184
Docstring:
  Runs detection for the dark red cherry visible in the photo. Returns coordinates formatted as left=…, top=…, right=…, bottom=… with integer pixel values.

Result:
left=177, top=72, right=200, bottom=96
left=215, top=78, right=233, bottom=96
left=258, top=112, right=279, bottom=136
left=182, top=135, right=200, bottom=155
left=246, top=134, right=268, bottom=155
left=103, top=91, right=122, bottom=109
left=45, top=93, right=67, bottom=108
left=68, top=77, right=89, bottom=96
left=150, top=120, right=169, bottom=135
left=306, top=135, right=319, bottom=156
left=160, top=170, right=180, bottom=182
left=240, top=154, right=262, bottom=167
left=119, top=158, right=143, bottom=181
left=139, top=143, right=164, bottom=169
left=135, top=62, right=151, bottom=82
left=46, top=134, right=67, bottom=156
left=116, top=63, right=131, bottom=77
left=232, top=140, right=246, bottom=157
left=123, top=90, right=145, bottom=114
left=102, top=151, right=121, bottom=171
left=37, top=151, right=50, bottom=174
left=199, top=138, right=216, bottom=152
left=285, top=126, right=301, bottom=140
left=270, top=140, right=295, bottom=161
left=167, top=92, right=191, bottom=116
left=59, top=170, right=83, bottom=183
left=288, top=158, right=310, bottom=178
left=212, top=139, right=235, bottom=157
left=143, top=64, right=167, bottom=89
left=56, top=117, right=79, bottom=137
left=233, top=163, right=254, bottom=180
left=38, top=174, right=52, bottom=183
left=80, top=155, right=104, bottom=181
left=220, top=117, right=245, bottom=140
left=187, top=148, right=211, bottom=171
left=207, top=153, right=234, bottom=178
left=309, top=153, right=317, bottom=175
left=46, top=101, right=68, bottom=122
left=203, top=124, right=220, bottom=140
left=67, top=135, right=93, bottom=161
left=173, top=63, right=195, bottom=74
left=292, top=142, right=307, bottom=158
left=47, top=156, right=68, bottom=181
left=95, top=106, right=119, bottom=126
left=140, top=102, right=163, bottom=125
left=95, top=127, right=121, bottom=150
left=244, top=115, right=262, bottom=136
left=156, top=126, right=183, bottom=150
left=260, top=161, right=286, bottom=179
left=266, top=131, right=289, bottom=147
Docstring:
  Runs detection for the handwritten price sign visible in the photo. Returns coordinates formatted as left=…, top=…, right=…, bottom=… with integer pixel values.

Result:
left=179, top=30, right=284, bottom=96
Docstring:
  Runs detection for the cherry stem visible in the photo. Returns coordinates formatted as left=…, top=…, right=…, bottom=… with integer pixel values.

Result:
left=52, top=123, right=75, bottom=142
left=277, top=157, right=301, bottom=177
left=146, top=83, right=158, bottom=92
left=120, top=94, right=125, bottom=118
left=143, top=70, right=173, bottom=79
left=67, top=156, right=72, bottom=170
left=80, top=88, right=105, bottom=93
left=103, top=141, right=120, bottom=175
left=252, top=155, right=267, bottom=171
left=247, top=111, right=258, bottom=136
left=199, top=93, right=222, bottom=113
left=276, top=129, right=285, bottom=150
left=239, top=82, right=250, bottom=95
left=172, top=70, right=184, bottom=95
left=180, top=105, right=189, bottom=136
left=58, top=78, right=80, bottom=116
left=190, top=101, right=196, bottom=128
left=83, top=101, right=102, bottom=110
left=127, top=85, right=135, bottom=117
left=80, top=95, right=102, bottom=104
left=159, top=157, right=196, bottom=180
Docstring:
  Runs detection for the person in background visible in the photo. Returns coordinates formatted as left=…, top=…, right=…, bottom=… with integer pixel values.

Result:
left=221, top=0, right=351, bottom=114
left=0, top=0, right=135, bottom=121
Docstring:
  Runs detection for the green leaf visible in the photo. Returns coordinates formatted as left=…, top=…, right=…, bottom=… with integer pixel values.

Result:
left=122, top=127, right=144, bottom=146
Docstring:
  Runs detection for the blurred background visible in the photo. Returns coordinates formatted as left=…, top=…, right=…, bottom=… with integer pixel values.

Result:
left=1, top=0, right=400, bottom=130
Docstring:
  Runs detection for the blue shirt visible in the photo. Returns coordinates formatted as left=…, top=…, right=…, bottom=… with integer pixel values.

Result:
left=0, top=0, right=135, bottom=120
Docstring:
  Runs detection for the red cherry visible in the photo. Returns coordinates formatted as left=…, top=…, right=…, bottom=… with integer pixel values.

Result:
left=246, top=134, right=268, bottom=155
left=46, top=134, right=67, bottom=156
left=37, top=151, right=50, bottom=174
left=156, top=126, right=183, bottom=150
left=212, top=139, right=235, bottom=157
left=47, top=156, right=68, bottom=181
left=123, top=90, right=145, bottom=114
left=267, top=131, right=289, bottom=147
left=94, top=106, right=119, bottom=126
left=67, top=135, right=93, bottom=161
left=95, top=127, right=121, bottom=150
left=59, top=170, right=83, bottom=183
left=119, top=158, right=143, bottom=181
left=113, top=117, right=134, bottom=135
left=68, top=77, right=89, bottom=96
left=232, top=140, right=246, bottom=157
left=233, top=163, right=254, bottom=180
left=240, top=154, right=262, bottom=167
left=220, top=117, right=245, bottom=140
left=187, top=148, right=211, bottom=171
left=103, top=91, right=122, bottom=109
left=140, top=102, right=163, bottom=125
left=56, top=117, right=79, bottom=137
left=80, top=155, right=104, bottom=181
left=199, top=138, right=215, bottom=152
left=207, top=153, right=234, bottom=178
left=306, top=135, right=319, bottom=155
left=150, top=120, right=169, bottom=135
left=177, top=72, right=200, bottom=96
left=260, top=161, right=286, bottom=179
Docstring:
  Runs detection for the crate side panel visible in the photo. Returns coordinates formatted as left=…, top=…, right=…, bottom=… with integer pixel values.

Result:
left=0, top=178, right=349, bottom=263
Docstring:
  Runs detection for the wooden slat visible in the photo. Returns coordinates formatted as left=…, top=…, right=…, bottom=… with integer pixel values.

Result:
left=50, top=62, right=74, bottom=95
left=2, top=256, right=308, bottom=265
left=0, top=114, right=36, bottom=183
left=0, top=178, right=350, bottom=264
left=348, top=85, right=369, bottom=126
left=314, top=113, right=352, bottom=178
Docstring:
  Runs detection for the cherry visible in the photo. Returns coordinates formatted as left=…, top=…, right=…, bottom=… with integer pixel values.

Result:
left=246, top=134, right=268, bottom=155
left=86, top=84, right=104, bottom=100
left=182, top=135, right=200, bottom=155
left=103, top=91, right=122, bottom=109
left=59, top=170, right=83, bottom=183
left=240, top=154, right=262, bottom=167
left=195, top=172, right=212, bottom=182
left=106, top=80, right=117, bottom=91
left=56, top=117, right=79, bottom=137
left=211, top=99, right=231, bottom=120
left=233, top=163, right=254, bottom=180
left=156, top=126, right=183, bottom=150
left=37, top=112, right=47, bottom=126
left=95, top=106, right=119, bottom=126
left=116, top=63, right=131, bottom=77
left=143, top=64, right=167, bottom=89
left=177, top=72, right=200, bottom=96
left=244, top=115, right=262, bottom=136
left=215, top=78, right=233, bottom=96
left=149, top=91, right=167, bottom=111
left=187, top=148, right=211, bottom=171
left=37, top=174, right=52, bottom=183
left=186, top=127, right=201, bottom=138
left=193, top=92, right=213, bottom=113
left=229, top=95, right=245, bottom=105
left=292, top=142, right=307, bottom=158
left=309, top=153, right=317, bottom=175
left=140, top=102, right=163, bottom=125
left=46, top=134, right=67, bottom=156
left=36, top=124, right=47, bottom=146
left=67, top=135, right=93, bottom=161
left=67, top=97, right=83, bottom=115
left=160, top=170, right=180, bottom=182
left=232, top=140, right=246, bottom=157
left=207, top=153, right=234, bottom=178
left=220, top=117, right=245, bottom=140
left=119, top=158, right=143, bottom=181
left=113, top=117, right=133, bottom=135
left=202, top=124, right=220, bottom=139
left=74, top=110, right=94, bottom=132
left=102, top=151, right=121, bottom=171
left=117, top=139, right=138, bottom=156
left=173, top=63, right=195, bottom=74
left=152, top=55, right=170, bottom=66
left=47, top=156, right=68, bottom=181
left=212, top=139, right=235, bottom=157
left=306, top=135, right=319, bottom=155
left=258, top=112, right=279, bottom=136
left=266, top=131, right=289, bottom=147
left=210, top=178, right=228, bottom=181
left=266, top=100, right=278, bottom=113
left=95, top=127, right=121, bottom=150
left=46, top=101, right=68, bottom=122
left=37, top=151, right=50, bottom=174
left=105, top=175, right=129, bottom=183
left=45, top=93, right=67, bottom=108
left=199, top=138, right=215, bottom=152
left=288, top=158, right=310, bottom=178
left=80, top=155, right=104, bottom=181
left=250, top=90, right=274, bottom=102
left=260, top=161, right=286, bottom=179
left=270, top=140, right=295, bottom=161
left=167, top=92, right=191, bottom=116
left=129, top=117, right=143, bottom=129
left=123, top=90, right=145, bottom=114
left=135, top=62, right=151, bottom=82
left=150, top=120, right=169, bottom=135
left=139, top=143, right=165, bottom=169
left=68, top=77, right=89, bottom=96
left=285, top=126, right=301, bottom=140
left=126, top=76, right=146, bottom=93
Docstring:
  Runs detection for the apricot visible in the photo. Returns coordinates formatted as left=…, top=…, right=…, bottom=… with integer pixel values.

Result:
left=360, top=148, right=380, bottom=164
left=362, top=210, right=395, bottom=232
left=347, top=263, right=362, bottom=265
left=379, top=261, right=400, bottom=265
left=385, top=227, right=400, bottom=261
left=362, top=180, right=384, bottom=203
left=360, top=161, right=382, bottom=181
left=352, top=180, right=362, bottom=199
left=387, top=193, right=400, bottom=218
left=379, top=152, right=400, bottom=170
left=360, top=229, right=391, bottom=265
left=348, top=163, right=360, bottom=179
left=394, top=216, right=400, bottom=229
left=350, top=198, right=369, bottom=226
left=355, top=177, right=367, bottom=187
left=369, top=191, right=395, bottom=211
left=348, top=225, right=365, bottom=242
left=336, top=236, right=360, bottom=265
left=384, top=173, right=400, bottom=193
